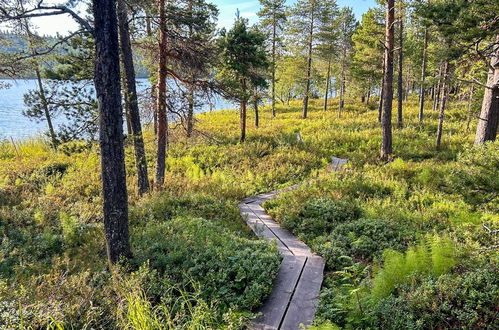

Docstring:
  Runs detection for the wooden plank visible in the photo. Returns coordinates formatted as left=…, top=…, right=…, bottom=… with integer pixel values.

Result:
left=239, top=184, right=325, bottom=329
left=250, top=205, right=312, bottom=257
left=251, top=256, right=307, bottom=330
left=280, top=256, right=325, bottom=329
left=240, top=205, right=292, bottom=256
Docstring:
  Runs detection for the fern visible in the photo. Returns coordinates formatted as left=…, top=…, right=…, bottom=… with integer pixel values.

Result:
left=370, top=235, right=456, bottom=303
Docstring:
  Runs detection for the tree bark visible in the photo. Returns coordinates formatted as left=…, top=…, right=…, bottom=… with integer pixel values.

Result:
left=474, top=35, right=499, bottom=145
left=117, top=0, right=149, bottom=196
left=397, top=3, right=403, bottom=129
left=466, top=85, right=475, bottom=132
left=187, top=87, right=194, bottom=137
left=271, top=10, right=277, bottom=118
left=24, top=23, right=58, bottom=149
left=338, top=46, right=346, bottom=119
left=155, top=0, right=168, bottom=187
left=240, top=79, right=247, bottom=142
left=378, top=56, right=386, bottom=123
left=303, top=10, right=314, bottom=119
left=92, top=0, right=131, bottom=263
left=324, top=57, right=332, bottom=111
left=433, top=64, right=443, bottom=111
left=381, top=0, right=395, bottom=160
left=186, top=0, right=195, bottom=138
left=34, top=66, right=58, bottom=148
left=419, top=28, right=428, bottom=123
left=436, top=61, right=449, bottom=149
left=254, top=89, right=259, bottom=128
left=366, top=79, right=371, bottom=105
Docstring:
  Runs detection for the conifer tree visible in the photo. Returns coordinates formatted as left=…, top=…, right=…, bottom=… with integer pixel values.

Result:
left=258, top=0, right=287, bottom=117
left=217, top=17, right=268, bottom=142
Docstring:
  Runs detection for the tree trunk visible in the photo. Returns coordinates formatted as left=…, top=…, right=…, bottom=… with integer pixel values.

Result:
left=419, top=28, right=428, bottom=123
left=466, top=85, right=475, bottom=132
left=474, top=35, right=499, bottom=145
left=34, top=66, right=58, bottom=148
left=186, top=0, right=195, bottom=138
left=271, top=11, right=277, bottom=118
left=366, top=78, right=372, bottom=105
left=436, top=61, right=449, bottom=149
left=254, top=90, right=259, bottom=128
left=381, top=0, right=395, bottom=160
left=117, top=0, right=149, bottom=196
left=324, top=57, right=332, bottom=111
left=145, top=15, right=157, bottom=135
left=397, top=3, right=403, bottom=129
left=155, top=0, right=168, bottom=187
left=338, top=47, right=346, bottom=119
left=25, top=23, right=58, bottom=149
left=187, top=87, right=194, bottom=137
left=433, top=64, right=443, bottom=111
left=303, top=11, right=314, bottom=119
left=378, top=56, right=386, bottom=123
left=92, top=0, right=131, bottom=263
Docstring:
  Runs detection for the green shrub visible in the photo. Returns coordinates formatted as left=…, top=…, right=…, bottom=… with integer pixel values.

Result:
left=314, top=218, right=414, bottom=270
left=368, top=265, right=499, bottom=329
left=133, top=217, right=280, bottom=311
left=277, top=197, right=361, bottom=240
left=448, top=141, right=499, bottom=212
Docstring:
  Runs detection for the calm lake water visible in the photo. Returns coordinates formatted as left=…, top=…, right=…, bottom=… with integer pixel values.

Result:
left=0, top=78, right=232, bottom=141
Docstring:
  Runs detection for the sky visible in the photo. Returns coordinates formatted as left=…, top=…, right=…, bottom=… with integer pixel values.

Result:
left=29, top=0, right=377, bottom=36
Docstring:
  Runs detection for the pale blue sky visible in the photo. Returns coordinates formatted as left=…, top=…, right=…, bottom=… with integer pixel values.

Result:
left=30, top=0, right=377, bottom=35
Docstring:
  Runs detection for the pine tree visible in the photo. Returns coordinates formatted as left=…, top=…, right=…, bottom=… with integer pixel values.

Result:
left=351, top=8, right=384, bottom=108
left=216, top=17, right=269, bottom=142
left=288, top=0, right=326, bottom=119
left=380, top=0, right=395, bottom=160
left=336, top=7, right=357, bottom=118
left=258, top=0, right=287, bottom=117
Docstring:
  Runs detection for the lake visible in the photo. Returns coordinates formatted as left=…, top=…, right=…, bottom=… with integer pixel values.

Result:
left=0, top=78, right=233, bottom=141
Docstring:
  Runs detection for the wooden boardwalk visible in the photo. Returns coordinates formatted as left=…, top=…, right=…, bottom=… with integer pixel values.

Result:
left=239, top=186, right=325, bottom=330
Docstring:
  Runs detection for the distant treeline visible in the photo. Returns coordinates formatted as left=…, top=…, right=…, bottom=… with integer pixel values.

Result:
left=0, top=32, right=150, bottom=79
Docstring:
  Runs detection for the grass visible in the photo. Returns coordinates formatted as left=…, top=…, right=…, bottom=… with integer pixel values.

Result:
left=0, top=95, right=497, bottom=328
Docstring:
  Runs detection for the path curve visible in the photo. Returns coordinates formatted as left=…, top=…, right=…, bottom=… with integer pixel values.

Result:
left=238, top=185, right=325, bottom=330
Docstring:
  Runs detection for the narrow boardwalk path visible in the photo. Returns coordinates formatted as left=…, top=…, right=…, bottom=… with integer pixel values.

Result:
left=239, top=186, right=325, bottom=330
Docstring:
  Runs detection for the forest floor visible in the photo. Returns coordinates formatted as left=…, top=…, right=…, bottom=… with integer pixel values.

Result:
left=0, top=97, right=497, bottom=329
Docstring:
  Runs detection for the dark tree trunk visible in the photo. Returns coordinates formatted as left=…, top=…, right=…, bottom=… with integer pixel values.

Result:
left=436, top=61, right=449, bottom=149
left=155, top=0, right=168, bottom=187
left=397, top=5, right=403, bottom=129
left=466, top=85, right=475, bottom=132
left=338, top=46, right=346, bottom=119
left=433, top=64, right=443, bottom=111
left=92, top=0, right=131, bottom=263
left=271, top=11, right=277, bottom=118
left=419, top=28, right=428, bottom=123
left=303, top=11, right=314, bottom=119
left=381, top=0, right=395, bottom=161
left=187, top=87, right=194, bottom=137
left=186, top=0, right=195, bottom=138
left=475, top=35, right=499, bottom=145
left=324, top=57, right=332, bottom=111
left=145, top=15, right=157, bottom=135
left=117, top=0, right=149, bottom=196
left=254, top=94, right=259, bottom=128
left=366, top=80, right=372, bottom=105
left=240, top=79, right=247, bottom=142
left=378, top=56, right=386, bottom=123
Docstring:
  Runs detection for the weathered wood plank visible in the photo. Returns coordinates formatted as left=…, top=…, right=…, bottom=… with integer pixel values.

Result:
left=252, top=256, right=307, bottom=330
left=239, top=185, right=325, bottom=330
left=280, top=256, right=325, bottom=329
